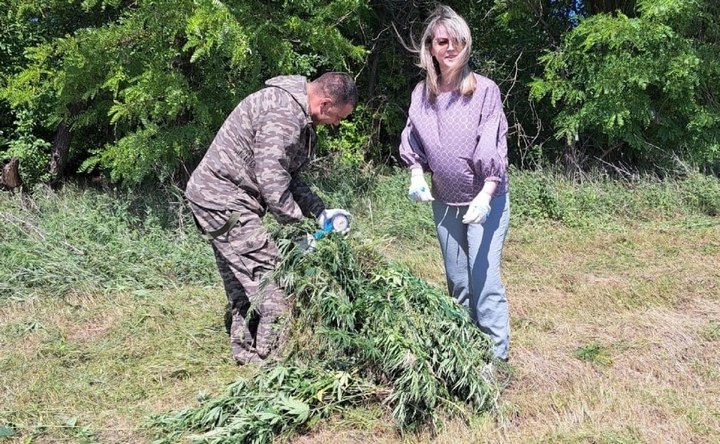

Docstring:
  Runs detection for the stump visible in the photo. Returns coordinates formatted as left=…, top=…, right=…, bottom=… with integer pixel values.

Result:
left=0, top=157, right=22, bottom=190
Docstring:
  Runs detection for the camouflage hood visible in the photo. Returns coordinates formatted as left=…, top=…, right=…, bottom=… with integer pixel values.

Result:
left=265, top=76, right=312, bottom=125
left=185, top=73, right=325, bottom=221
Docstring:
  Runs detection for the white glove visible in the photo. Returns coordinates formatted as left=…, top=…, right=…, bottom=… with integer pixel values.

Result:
left=408, top=169, right=434, bottom=202
left=317, top=208, right=351, bottom=235
left=462, top=191, right=492, bottom=224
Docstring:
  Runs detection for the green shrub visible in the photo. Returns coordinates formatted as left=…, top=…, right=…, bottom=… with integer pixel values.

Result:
left=681, top=172, right=720, bottom=216
left=531, top=0, right=720, bottom=170
left=2, top=108, right=51, bottom=185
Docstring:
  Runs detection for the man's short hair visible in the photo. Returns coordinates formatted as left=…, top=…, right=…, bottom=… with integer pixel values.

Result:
left=313, top=72, right=358, bottom=107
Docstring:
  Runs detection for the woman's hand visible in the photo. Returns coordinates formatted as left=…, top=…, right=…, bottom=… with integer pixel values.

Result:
left=462, top=191, right=492, bottom=224
left=408, top=169, right=434, bottom=202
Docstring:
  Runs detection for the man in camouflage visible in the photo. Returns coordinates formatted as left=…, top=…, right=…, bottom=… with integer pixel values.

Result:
left=185, top=72, right=357, bottom=364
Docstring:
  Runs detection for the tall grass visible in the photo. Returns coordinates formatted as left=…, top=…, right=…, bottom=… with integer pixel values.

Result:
left=0, top=184, right=217, bottom=300
left=509, top=167, right=720, bottom=227
left=2, top=165, right=717, bottom=300
left=305, top=158, right=720, bottom=235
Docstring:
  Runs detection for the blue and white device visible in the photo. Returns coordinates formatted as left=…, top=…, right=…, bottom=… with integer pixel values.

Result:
left=314, top=214, right=349, bottom=239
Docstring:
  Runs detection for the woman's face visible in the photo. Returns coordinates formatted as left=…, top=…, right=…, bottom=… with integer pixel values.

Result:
left=430, top=23, right=464, bottom=76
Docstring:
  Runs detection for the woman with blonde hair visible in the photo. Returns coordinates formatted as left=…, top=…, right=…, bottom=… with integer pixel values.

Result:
left=400, top=5, right=511, bottom=361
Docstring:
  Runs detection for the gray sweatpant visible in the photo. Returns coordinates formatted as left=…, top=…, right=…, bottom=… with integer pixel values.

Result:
left=432, top=193, right=511, bottom=360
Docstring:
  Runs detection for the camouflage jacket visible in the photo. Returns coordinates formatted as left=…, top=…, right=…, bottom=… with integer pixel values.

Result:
left=185, top=76, right=325, bottom=224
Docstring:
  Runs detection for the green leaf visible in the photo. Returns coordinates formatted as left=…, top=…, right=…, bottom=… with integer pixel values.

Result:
left=279, top=398, right=310, bottom=422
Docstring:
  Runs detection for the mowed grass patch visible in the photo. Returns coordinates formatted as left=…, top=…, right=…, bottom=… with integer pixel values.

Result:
left=290, top=412, right=502, bottom=444
left=498, top=220, right=720, bottom=443
left=505, top=301, right=720, bottom=438
left=505, top=220, right=719, bottom=320
left=0, top=287, right=239, bottom=443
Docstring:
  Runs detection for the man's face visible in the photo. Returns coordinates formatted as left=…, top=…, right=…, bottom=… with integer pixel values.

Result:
left=313, top=100, right=354, bottom=126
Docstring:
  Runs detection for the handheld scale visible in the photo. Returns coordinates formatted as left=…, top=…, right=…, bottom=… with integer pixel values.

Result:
left=297, top=214, right=350, bottom=253
left=315, top=214, right=349, bottom=239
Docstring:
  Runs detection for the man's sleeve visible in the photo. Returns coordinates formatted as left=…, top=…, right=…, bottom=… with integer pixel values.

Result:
left=252, top=91, right=305, bottom=224
left=289, top=174, right=325, bottom=219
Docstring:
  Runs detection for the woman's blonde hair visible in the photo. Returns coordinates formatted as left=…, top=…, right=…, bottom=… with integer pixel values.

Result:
left=415, top=5, right=476, bottom=100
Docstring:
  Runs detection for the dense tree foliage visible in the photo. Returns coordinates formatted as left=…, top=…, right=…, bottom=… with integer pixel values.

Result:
left=1, top=0, right=368, bottom=184
left=0, top=0, right=718, bottom=186
left=532, top=0, right=720, bottom=174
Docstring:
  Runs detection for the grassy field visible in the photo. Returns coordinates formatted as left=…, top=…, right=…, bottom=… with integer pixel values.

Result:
left=1, top=167, right=719, bottom=443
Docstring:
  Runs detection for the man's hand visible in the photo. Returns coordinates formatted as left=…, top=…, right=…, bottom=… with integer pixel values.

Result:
left=317, top=209, right=351, bottom=235
left=462, top=191, right=492, bottom=224
left=408, top=169, right=434, bottom=202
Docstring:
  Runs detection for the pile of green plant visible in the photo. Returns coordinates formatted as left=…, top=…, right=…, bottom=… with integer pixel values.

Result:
left=151, top=226, right=499, bottom=443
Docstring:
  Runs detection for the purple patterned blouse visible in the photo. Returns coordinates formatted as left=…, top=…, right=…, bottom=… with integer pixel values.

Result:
left=399, top=73, right=509, bottom=205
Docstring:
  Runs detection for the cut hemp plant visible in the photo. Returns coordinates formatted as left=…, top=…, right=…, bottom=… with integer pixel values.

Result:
left=152, top=224, right=500, bottom=443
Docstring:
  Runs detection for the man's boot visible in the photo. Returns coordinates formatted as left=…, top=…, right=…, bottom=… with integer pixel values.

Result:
left=229, top=308, right=262, bottom=365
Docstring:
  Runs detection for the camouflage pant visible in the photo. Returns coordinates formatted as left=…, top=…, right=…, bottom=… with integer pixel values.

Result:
left=189, top=202, right=287, bottom=364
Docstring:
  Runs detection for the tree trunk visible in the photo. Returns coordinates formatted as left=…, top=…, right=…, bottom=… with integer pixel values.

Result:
left=563, top=134, right=582, bottom=179
left=49, top=120, right=72, bottom=183
left=49, top=103, right=85, bottom=183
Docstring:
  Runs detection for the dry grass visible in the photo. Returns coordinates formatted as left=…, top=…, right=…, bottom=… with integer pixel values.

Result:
left=0, top=289, right=239, bottom=443
left=1, top=217, right=718, bottom=443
